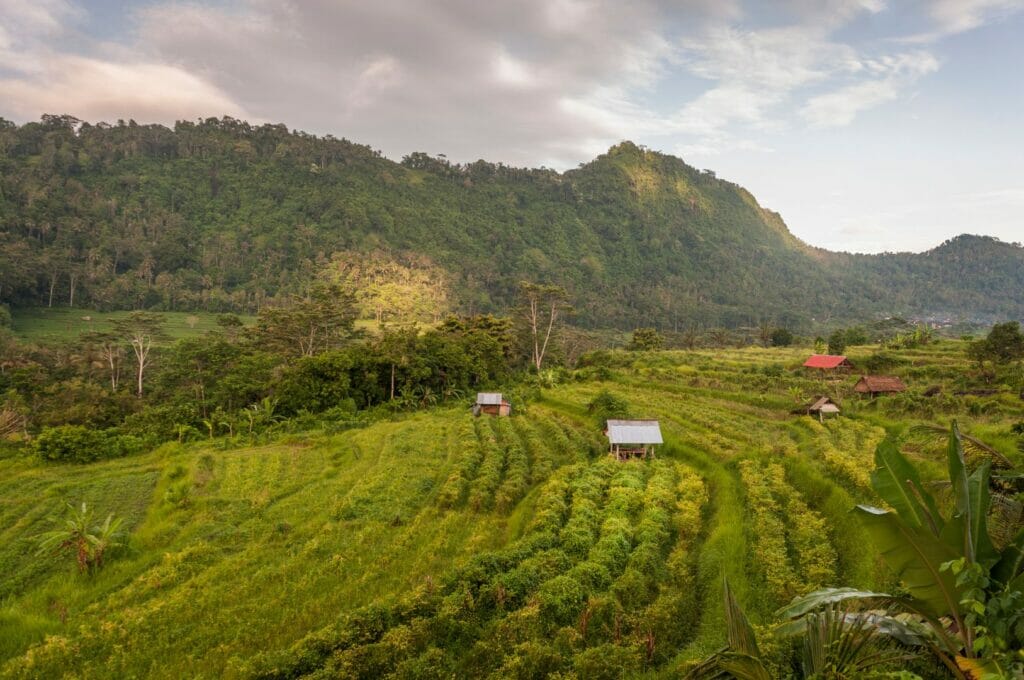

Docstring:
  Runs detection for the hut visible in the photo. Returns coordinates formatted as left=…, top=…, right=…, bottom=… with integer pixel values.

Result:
left=803, top=354, right=854, bottom=374
left=793, top=396, right=841, bottom=422
left=854, top=375, right=907, bottom=398
left=474, top=392, right=511, bottom=417
left=605, top=419, right=663, bottom=461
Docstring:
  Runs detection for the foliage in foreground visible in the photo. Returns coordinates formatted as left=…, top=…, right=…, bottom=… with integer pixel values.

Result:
left=692, top=423, right=1024, bottom=679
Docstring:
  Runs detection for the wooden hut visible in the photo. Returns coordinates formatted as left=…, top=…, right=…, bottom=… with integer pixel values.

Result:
left=793, top=396, right=841, bottom=422
left=803, top=355, right=854, bottom=373
left=605, top=419, right=663, bottom=460
left=854, top=375, right=907, bottom=398
left=474, top=392, right=511, bottom=417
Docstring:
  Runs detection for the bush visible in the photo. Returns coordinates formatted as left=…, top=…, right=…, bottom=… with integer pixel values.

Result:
left=537, top=575, right=586, bottom=627
left=32, top=425, right=146, bottom=464
left=587, top=390, right=631, bottom=429
left=770, top=328, right=794, bottom=347
left=573, top=643, right=641, bottom=679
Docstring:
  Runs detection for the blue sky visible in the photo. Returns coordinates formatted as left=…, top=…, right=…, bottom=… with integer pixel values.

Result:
left=1, top=0, right=1022, bottom=253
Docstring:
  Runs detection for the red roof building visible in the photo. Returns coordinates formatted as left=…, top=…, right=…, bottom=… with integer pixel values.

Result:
left=803, top=355, right=854, bottom=370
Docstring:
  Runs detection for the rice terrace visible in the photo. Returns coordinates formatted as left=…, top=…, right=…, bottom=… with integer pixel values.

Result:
left=2, top=334, right=1023, bottom=678
left=3, top=2, right=1024, bottom=677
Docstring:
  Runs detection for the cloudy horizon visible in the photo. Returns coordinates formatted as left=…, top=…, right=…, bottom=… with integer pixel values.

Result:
left=1, top=0, right=1022, bottom=254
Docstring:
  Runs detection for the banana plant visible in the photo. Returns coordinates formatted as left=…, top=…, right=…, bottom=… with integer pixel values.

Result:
left=800, top=422, right=1023, bottom=678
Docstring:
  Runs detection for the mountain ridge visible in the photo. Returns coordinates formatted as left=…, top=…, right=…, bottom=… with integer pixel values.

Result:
left=0, top=116, right=1021, bottom=328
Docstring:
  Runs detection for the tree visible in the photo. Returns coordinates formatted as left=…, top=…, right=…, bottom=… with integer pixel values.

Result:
left=826, top=329, right=846, bottom=355
left=770, top=328, right=793, bottom=347
left=626, top=327, right=663, bottom=351
left=112, top=312, right=167, bottom=397
left=518, top=282, right=571, bottom=372
left=35, top=502, right=125, bottom=573
left=252, top=283, right=357, bottom=357
left=81, top=330, right=123, bottom=391
left=970, top=321, right=1024, bottom=365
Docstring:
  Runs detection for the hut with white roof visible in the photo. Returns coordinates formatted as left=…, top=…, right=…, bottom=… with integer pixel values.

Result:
left=605, top=419, right=663, bottom=460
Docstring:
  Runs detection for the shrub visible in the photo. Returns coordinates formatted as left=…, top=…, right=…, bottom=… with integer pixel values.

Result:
left=537, top=575, right=586, bottom=627
left=33, top=426, right=112, bottom=464
left=587, top=390, right=631, bottom=429
left=573, top=643, right=641, bottom=679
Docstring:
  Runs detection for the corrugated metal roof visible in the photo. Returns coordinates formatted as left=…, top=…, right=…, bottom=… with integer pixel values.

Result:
left=606, top=419, right=663, bottom=445
left=476, top=392, right=504, bottom=405
left=803, top=355, right=850, bottom=369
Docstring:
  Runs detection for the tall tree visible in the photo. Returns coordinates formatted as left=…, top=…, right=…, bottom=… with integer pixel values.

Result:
left=112, top=312, right=167, bottom=397
left=518, top=282, right=571, bottom=372
left=252, top=283, right=357, bottom=357
left=81, top=330, right=123, bottom=391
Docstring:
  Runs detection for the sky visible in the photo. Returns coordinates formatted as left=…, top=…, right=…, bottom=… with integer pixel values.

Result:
left=0, top=0, right=1022, bottom=254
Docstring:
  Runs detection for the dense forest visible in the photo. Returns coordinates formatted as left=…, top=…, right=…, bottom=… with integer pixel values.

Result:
left=1, top=115, right=1022, bottom=329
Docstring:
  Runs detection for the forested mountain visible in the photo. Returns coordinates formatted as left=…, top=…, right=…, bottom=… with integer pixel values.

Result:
left=1, top=115, right=1021, bottom=329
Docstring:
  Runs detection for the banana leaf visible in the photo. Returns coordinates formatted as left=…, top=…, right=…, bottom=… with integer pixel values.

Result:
left=855, top=505, right=963, bottom=622
left=992, top=527, right=1024, bottom=588
left=776, top=587, right=897, bottom=619
left=871, top=439, right=942, bottom=535
left=724, top=577, right=759, bottom=657
left=956, top=655, right=1012, bottom=679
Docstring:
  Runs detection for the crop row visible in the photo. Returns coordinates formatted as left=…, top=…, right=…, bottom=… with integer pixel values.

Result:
left=263, top=457, right=711, bottom=678
left=493, top=418, right=531, bottom=512
left=435, top=419, right=483, bottom=508
left=467, top=418, right=506, bottom=511
left=761, top=462, right=837, bottom=590
left=738, top=459, right=796, bottom=603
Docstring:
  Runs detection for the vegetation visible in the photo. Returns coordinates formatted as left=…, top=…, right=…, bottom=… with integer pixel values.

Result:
left=2, top=116, right=1023, bottom=329
left=2, top=336, right=1021, bottom=677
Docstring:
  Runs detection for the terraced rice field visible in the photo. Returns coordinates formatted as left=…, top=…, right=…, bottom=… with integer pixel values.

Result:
left=1, top=341, right=1019, bottom=677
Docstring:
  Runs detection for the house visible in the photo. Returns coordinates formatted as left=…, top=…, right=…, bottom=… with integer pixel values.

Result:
left=474, top=392, right=511, bottom=417
left=605, top=419, right=663, bottom=460
left=854, top=375, right=907, bottom=398
left=793, top=396, right=841, bottom=422
left=803, top=354, right=854, bottom=373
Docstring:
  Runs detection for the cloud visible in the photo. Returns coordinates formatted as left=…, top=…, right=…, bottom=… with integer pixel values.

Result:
left=800, top=51, right=939, bottom=127
left=928, top=0, right=1024, bottom=34
left=0, top=56, right=250, bottom=122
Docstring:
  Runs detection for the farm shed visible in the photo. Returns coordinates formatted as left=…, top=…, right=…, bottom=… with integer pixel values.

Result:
left=474, top=392, right=511, bottom=417
left=605, top=419, right=663, bottom=460
left=793, top=396, right=841, bottom=422
left=803, top=354, right=854, bottom=373
left=854, top=375, right=907, bottom=398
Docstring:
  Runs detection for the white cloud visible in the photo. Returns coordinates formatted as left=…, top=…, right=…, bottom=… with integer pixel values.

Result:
left=929, top=0, right=1024, bottom=34
left=800, top=51, right=939, bottom=127
left=0, top=55, right=250, bottom=122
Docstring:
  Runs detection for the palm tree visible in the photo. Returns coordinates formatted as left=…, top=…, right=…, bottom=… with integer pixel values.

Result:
left=36, top=502, right=125, bottom=573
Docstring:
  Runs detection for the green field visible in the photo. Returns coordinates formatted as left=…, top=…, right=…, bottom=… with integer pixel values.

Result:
left=1, top=342, right=1020, bottom=678
left=6, top=308, right=386, bottom=343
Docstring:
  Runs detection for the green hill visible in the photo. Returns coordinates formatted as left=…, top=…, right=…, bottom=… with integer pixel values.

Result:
left=2, top=342, right=1020, bottom=677
left=1, top=115, right=1022, bottom=329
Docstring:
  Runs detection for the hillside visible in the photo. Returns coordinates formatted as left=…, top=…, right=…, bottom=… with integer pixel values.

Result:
left=1, top=115, right=1022, bottom=329
left=2, top=342, right=1021, bottom=677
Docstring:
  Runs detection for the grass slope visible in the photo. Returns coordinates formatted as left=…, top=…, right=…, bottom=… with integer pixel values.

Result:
left=1, top=341, right=1020, bottom=677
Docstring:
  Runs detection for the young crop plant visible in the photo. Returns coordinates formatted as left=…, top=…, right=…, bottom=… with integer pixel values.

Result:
left=494, top=418, right=531, bottom=513
left=738, top=459, right=797, bottom=604
left=763, top=462, right=837, bottom=590
left=467, top=418, right=507, bottom=511
left=436, top=418, right=483, bottom=509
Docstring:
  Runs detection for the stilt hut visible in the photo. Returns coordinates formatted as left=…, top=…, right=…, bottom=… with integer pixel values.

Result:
left=474, top=392, right=511, bottom=417
left=793, top=396, right=841, bottom=422
left=854, top=375, right=907, bottom=398
left=605, top=419, right=663, bottom=460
